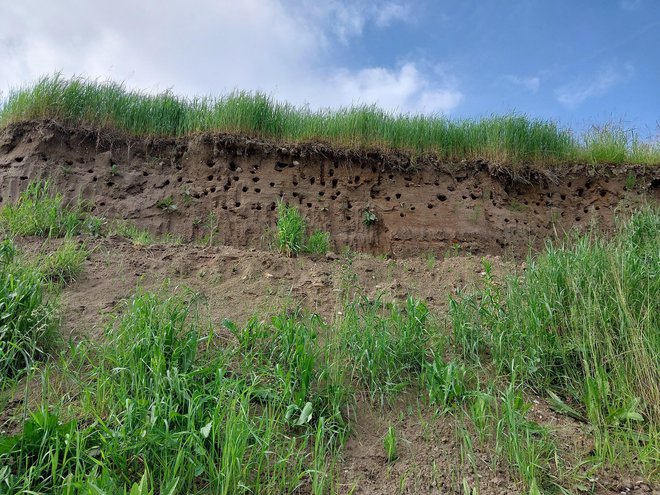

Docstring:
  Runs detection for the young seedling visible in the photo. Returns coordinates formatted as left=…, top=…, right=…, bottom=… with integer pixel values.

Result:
left=384, top=425, right=398, bottom=462
left=156, top=196, right=178, bottom=213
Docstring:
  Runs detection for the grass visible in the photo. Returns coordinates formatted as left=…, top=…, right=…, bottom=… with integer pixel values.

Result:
left=40, top=238, right=89, bottom=285
left=276, top=201, right=331, bottom=256
left=306, top=230, right=331, bottom=255
left=0, top=288, right=365, bottom=494
left=0, top=181, right=102, bottom=238
left=109, top=220, right=155, bottom=246
left=384, top=425, right=398, bottom=462
left=1, top=75, right=658, bottom=167
left=449, top=207, right=660, bottom=481
left=276, top=201, right=306, bottom=256
left=339, top=295, right=430, bottom=404
left=0, top=239, right=56, bottom=387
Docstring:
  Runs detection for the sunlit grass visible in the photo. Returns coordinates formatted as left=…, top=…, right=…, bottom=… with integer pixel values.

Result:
left=2, top=74, right=657, bottom=167
left=449, top=207, right=660, bottom=479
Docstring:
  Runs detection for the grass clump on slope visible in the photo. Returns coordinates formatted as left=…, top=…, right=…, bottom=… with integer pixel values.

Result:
left=0, top=181, right=102, bottom=238
left=2, top=74, right=658, bottom=167
left=450, top=207, right=660, bottom=474
left=0, top=240, right=56, bottom=387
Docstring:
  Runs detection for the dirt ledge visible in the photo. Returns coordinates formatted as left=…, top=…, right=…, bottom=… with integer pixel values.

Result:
left=1, top=120, right=658, bottom=258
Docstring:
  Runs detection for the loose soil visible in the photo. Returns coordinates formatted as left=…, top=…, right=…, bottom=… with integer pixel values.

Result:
left=1, top=121, right=658, bottom=494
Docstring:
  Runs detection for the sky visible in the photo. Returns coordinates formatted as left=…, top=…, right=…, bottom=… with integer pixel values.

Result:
left=1, top=0, right=659, bottom=136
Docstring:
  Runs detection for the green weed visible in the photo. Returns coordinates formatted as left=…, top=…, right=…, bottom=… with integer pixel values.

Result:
left=384, top=425, right=398, bottom=462
left=109, top=220, right=154, bottom=246
left=423, top=354, right=470, bottom=411
left=362, top=208, right=377, bottom=226
left=155, top=196, right=177, bottom=213
left=494, top=384, right=556, bottom=490
left=276, top=202, right=331, bottom=257
left=0, top=290, right=354, bottom=493
left=449, top=207, right=660, bottom=476
left=276, top=201, right=306, bottom=256
left=340, top=295, right=429, bottom=404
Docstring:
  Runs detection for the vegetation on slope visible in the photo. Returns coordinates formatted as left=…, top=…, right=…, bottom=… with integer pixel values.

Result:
left=450, top=207, right=660, bottom=477
left=1, top=75, right=658, bottom=167
left=0, top=179, right=658, bottom=493
left=0, top=240, right=55, bottom=386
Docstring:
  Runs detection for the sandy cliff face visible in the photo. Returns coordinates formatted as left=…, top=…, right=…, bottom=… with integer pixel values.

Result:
left=1, top=121, right=658, bottom=257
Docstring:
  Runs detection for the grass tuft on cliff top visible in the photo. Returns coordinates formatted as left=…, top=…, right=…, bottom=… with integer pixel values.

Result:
left=1, top=74, right=658, bottom=167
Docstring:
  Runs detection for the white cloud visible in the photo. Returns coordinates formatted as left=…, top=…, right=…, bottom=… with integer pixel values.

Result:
left=327, top=63, right=462, bottom=114
left=555, top=63, right=635, bottom=107
left=297, top=0, right=413, bottom=43
left=374, top=3, right=414, bottom=28
left=504, top=75, right=540, bottom=93
left=0, top=0, right=459, bottom=116
left=0, top=0, right=318, bottom=94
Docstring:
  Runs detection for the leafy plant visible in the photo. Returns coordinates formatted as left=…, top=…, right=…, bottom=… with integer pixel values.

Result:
left=199, top=212, right=219, bottom=246
left=110, top=220, right=154, bottom=246
left=494, top=384, right=556, bottom=489
left=340, top=295, right=429, bottom=404
left=423, top=355, right=470, bottom=411
left=156, top=196, right=178, bottom=213
left=0, top=240, right=55, bottom=384
left=0, top=409, right=85, bottom=493
left=40, top=238, right=89, bottom=285
left=362, top=208, right=377, bottom=226
left=449, top=207, right=660, bottom=475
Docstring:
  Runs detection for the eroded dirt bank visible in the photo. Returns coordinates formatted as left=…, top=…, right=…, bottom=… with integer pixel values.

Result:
left=1, top=121, right=658, bottom=257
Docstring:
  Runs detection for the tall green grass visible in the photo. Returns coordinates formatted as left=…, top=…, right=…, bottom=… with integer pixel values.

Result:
left=0, top=290, right=354, bottom=493
left=339, top=295, right=430, bottom=404
left=0, top=181, right=102, bottom=238
left=2, top=75, right=658, bottom=166
left=0, top=239, right=55, bottom=386
left=450, top=207, right=660, bottom=474
left=1, top=181, right=658, bottom=491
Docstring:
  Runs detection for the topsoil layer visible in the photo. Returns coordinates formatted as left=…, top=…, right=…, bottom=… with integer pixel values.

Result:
left=1, top=120, right=659, bottom=257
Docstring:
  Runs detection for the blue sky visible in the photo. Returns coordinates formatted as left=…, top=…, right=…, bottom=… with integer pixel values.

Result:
left=1, top=0, right=658, bottom=137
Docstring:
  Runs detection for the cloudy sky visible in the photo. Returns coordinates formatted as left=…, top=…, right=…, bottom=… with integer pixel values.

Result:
left=1, top=0, right=659, bottom=134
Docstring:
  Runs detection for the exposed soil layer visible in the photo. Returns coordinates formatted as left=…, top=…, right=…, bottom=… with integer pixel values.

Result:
left=1, top=121, right=658, bottom=258
left=11, top=236, right=510, bottom=344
